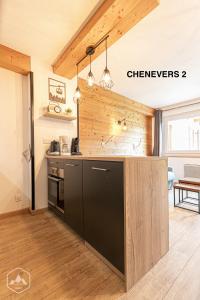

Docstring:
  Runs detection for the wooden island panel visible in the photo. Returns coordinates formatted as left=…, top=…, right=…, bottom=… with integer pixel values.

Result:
left=124, top=157, right=169, bottom=290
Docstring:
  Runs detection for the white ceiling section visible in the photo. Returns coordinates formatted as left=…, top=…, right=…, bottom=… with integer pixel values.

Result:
left=1, top=0, right=200, bottom=108
left=80, top=0, right=200, bottom=108
left=0, top=0, right=100, bottom=63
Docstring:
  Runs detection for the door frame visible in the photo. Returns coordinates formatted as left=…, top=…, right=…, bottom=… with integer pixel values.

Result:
left=30, top=72, right=35, bottom=211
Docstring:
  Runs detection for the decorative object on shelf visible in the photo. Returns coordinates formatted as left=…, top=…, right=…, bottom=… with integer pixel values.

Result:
left=44, top=111, right=76, bottom=121
left=48, top=78, right=66, bottom=104
left=54, top=105, right=62, bottom=114
left=118, top=118, right=127, bottom=131
left=99, top=37, right=114, bottom=90
left=73, top=64, right=81, bottom=104
left=73, top=35, right=114, bottom=101
left=48, top=103, right=56, bottom=113
left=65, top=107, right=72, bottom=115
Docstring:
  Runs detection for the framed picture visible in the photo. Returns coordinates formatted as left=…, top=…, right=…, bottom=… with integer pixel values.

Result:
left=48, top=78, right=66, bottom=104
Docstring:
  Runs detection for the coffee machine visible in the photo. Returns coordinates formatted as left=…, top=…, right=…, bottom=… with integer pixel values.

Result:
left=48, top=140, right=60, bottom=155
left=71, top=137, right=82, bottom=155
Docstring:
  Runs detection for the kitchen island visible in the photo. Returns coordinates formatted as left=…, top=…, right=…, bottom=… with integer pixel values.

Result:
left=46, top=155, right=169, bottom=291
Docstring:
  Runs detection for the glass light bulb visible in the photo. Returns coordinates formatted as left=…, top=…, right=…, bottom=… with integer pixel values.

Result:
left=103, top=70, right=111, bottom=82
left=87, top=71, right=95, bottom=87
left=100, top=67, right=114, bottom=89
left=74, top=86, right=81, bottom=98
left=73, top=86, right=81, bottom=104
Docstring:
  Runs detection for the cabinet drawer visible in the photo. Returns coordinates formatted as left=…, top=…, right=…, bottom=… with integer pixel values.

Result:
left=48, top=159, right=57, bottom=167
left=83, top=160, right=124, bottom=273
left=48, top=159, right=64, bottom=169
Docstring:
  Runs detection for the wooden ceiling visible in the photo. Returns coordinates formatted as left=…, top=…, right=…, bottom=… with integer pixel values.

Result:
left=53, top=0, right=159, bottom=79
left=0, top=44, right=31, bottom=75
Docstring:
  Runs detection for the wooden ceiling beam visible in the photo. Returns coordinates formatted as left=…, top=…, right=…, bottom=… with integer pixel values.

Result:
left=53, top=0, right=159, bottom=79
left=0, top=44, right=31, bottom=75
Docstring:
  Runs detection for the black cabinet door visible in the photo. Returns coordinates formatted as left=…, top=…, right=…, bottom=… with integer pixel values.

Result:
left=83, top=160, right=124, bottom=273
left=64, top=160, right=83, bottom=237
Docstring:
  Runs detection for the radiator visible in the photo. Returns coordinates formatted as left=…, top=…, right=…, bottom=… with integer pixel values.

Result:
left=184, top=164, right=200, bottom=179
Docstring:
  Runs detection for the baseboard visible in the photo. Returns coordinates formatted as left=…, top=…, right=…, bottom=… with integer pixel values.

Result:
left=0, top=208, right=29, bottom=219
left=0, top=207, right=48, bottom=219
left=29, top=207, right=48, bottom=215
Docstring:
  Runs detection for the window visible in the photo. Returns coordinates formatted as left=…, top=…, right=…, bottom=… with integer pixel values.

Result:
left=164, top=115, right=200, bottom=153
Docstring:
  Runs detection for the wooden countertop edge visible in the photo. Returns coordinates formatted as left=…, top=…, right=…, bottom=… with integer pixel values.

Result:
left=46, top=155, right=167, bottom=162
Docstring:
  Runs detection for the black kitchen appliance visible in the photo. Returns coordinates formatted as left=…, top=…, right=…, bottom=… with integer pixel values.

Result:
left=49, top=140, right=60, bottom=154
left=48, top=162, right=64, bottom=214
left=71, top=137, right=82, bottom=155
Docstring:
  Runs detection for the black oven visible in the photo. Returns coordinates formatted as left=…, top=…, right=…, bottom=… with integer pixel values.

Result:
left=48, top=166, right=64, bottom=214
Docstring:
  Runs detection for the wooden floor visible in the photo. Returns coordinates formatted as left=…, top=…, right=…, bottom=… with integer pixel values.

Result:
left=1, top=193, right=200, bottom=299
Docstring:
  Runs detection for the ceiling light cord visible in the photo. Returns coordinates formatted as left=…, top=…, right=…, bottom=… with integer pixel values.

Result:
left=87, top=53, right=95, bottom=87
left=76, top=64, right=79, bottom=85
left=90, top=55, right=92, bottom=72
left=73, top=63, right=81, bottom=103
left=105, top=37, right=108, bottom=69
left=99, top=36, right=114, bottom=90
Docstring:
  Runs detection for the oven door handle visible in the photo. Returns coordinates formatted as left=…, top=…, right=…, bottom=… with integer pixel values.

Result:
left=48, top=176, right=62, bottom=182
left=91, top=167, right=109, bottom=172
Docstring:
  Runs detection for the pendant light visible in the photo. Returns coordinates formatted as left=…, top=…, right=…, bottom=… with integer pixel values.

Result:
left=87, top=54, right=95, bottom=87
left=100, top=37, right=114, bottom=90
left=73, top=64, right=81, bottom=104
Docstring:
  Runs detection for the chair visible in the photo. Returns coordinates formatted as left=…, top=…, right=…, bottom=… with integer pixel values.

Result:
left=168, top=167, right=175, bottom=190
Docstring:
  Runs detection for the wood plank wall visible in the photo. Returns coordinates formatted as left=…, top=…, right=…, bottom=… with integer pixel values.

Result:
left=79, top=79, right=155, bottom=156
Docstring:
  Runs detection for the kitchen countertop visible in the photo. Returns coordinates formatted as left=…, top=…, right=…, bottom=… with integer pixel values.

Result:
left=46, top=154, right=167, bottom=162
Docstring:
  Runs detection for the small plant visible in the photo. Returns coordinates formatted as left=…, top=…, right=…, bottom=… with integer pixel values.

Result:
left=65, top=107, right=72, bottom=114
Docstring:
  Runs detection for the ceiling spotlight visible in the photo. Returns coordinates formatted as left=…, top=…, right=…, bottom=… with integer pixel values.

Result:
left=100, top=37, right=114, bottom=90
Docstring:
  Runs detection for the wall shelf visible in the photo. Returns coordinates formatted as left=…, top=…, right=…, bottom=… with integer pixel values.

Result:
left=43, top=112, right=76, bottom=121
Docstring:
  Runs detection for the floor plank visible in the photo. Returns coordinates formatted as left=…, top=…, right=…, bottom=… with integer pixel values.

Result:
left=0, top=192, right=200, bottom=299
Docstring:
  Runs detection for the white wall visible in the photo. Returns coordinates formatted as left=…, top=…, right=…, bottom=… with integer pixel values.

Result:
left=0, top=68, right=30, bottom=213
left=168, top=157, right=200, bottom=179
left=163, top=102, right=200, bottom=179
left=32, top=58, right=77, bottom=209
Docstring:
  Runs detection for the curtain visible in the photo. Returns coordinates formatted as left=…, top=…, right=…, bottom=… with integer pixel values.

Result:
left=153, top=109, right=162, bottom=156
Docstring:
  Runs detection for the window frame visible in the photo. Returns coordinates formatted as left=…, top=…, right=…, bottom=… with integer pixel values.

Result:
left=162, top=110, right=200, bottom=157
